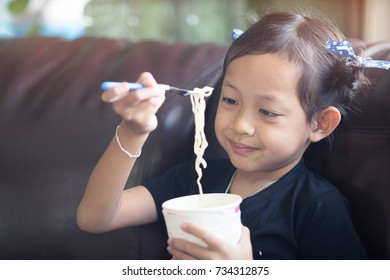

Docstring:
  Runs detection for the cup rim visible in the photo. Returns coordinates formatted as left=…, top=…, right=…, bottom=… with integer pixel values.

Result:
left=162, top=193, right=242, bottom=213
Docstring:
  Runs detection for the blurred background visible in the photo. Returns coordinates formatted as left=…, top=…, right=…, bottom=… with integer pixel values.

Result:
left=0, top=0, right=389, bottom=44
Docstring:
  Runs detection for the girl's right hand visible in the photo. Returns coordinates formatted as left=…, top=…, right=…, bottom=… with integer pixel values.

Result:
left=101, top=72, right=166, bottom=135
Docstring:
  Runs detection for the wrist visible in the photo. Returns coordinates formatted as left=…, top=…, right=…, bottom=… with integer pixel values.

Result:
left=115, top=124, right=149, bottom=158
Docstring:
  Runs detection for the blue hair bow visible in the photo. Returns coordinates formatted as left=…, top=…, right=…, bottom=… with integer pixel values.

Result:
left=232, top=29, right=243, bottom=41
left=326, top=39, right=390, bottom=70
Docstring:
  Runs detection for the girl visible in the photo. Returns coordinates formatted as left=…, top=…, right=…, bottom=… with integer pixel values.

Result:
left=77, top=12, right=369, bottom=259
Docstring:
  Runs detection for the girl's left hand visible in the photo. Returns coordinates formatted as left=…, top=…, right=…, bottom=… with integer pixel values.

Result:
left=167, top=223, right=253, bottom=260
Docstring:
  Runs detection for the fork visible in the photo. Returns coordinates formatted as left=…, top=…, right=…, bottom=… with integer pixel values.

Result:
left=101, top=81, right=194, bottom=96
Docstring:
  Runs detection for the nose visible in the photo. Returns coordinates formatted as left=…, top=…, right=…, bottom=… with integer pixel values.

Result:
left=230, top=108, right=256, bottom=136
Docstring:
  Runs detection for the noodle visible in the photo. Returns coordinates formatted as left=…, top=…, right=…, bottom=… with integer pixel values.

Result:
left=190, top=86, right=213, bottom=194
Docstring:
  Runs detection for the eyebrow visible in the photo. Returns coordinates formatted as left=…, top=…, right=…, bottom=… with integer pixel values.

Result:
left=256, top=94, right=276, bottom=102
left=222, top=81, right=238, bottom=91
left=222, top=81, right=277, bottom=102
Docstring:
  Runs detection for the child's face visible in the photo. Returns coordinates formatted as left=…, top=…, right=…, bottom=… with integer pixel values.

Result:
left=215, top=53, right=314, bottom=177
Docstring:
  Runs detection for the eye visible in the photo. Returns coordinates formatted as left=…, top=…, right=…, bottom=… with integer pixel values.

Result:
left=259, top=109, right=279, bottom=117
left=222, top=97, right=238, bottom=105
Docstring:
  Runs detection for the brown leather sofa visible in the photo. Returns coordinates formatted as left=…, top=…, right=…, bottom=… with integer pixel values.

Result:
left=0, top=36, right=389, bottom=260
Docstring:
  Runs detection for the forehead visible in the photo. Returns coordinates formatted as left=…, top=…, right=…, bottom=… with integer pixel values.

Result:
left=225, top=53, right=302, bottom=93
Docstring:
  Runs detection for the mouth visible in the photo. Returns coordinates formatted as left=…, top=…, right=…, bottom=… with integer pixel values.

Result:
left=229, top=140, right=258, bottom=155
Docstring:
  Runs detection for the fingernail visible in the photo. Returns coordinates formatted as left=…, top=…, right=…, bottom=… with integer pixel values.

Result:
left=120, top=82, right=129, bottom=91
left=181, top=223, right=188, bottom=230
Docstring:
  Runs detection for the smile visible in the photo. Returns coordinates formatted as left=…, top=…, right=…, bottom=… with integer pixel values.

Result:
left=229, top=140, right=258, bottom=155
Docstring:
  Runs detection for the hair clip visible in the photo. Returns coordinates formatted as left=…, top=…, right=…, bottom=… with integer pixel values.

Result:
left=232, top=29, right=244, bottom=41
left=326, top=39, right=390, bottom=70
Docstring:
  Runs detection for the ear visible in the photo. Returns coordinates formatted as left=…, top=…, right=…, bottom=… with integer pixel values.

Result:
left=309, top=106, right=341, bottom=143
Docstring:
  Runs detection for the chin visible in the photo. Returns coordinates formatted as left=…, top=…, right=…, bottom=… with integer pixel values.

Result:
left=227, top=154, right=256, bottom=171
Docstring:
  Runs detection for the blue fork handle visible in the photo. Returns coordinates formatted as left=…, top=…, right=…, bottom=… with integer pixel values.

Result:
left=101, top=81, right=170, bottom=91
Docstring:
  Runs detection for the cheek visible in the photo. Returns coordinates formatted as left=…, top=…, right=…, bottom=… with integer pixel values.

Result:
left=214, top=107, right=228, bottom=138
left=214, top=109, right=223, bottom=135
left=260, top=113, right=311, bottom=145
left=268, top=120, right=312, bottom=152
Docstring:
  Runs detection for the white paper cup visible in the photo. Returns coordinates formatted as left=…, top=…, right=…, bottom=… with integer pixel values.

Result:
left=162, top=193, right=242, bottom=247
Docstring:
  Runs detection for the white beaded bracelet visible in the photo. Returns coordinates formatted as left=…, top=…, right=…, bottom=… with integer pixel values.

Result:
left=115, top=125, right=141, bottom=158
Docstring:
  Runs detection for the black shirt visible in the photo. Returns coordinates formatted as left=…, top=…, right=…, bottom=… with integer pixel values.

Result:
left=143, top=158, right=367, bottom=259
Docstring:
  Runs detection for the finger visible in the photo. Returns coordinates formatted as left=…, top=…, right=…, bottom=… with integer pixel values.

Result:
left=116, top=91, right=165, bottom=116
left=129, top=86, right=166, bottom=104
left=167, top=239, right=198, bottom=260
left=236, top=226, right=253, bottom=259
left=101, top=72, right=158, bottom=103
left=241, top=225, right=250, bottom=238
left=101, top=82, right=130, bottom=103
left=238, top=225, right=250, bottom=241
left=111, top=85, right=165, bottom=115
left=137, top=72, right=157, bottom=87
left=180, top=223, right=228, bottom=252
left=169, top=234, right=225, bottom=260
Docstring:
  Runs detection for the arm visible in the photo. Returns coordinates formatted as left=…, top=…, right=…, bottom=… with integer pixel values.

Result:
left=77, top=72, right=166, bottom=233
